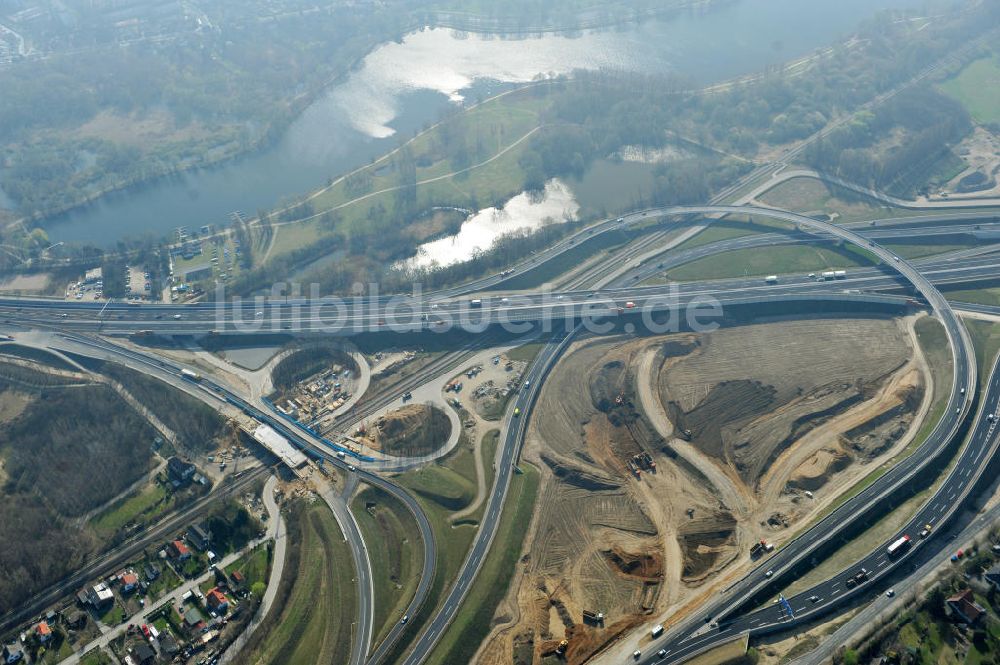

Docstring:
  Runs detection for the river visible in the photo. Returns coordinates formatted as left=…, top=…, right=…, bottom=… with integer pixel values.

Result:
left=21, top=0, right=928, bottom=246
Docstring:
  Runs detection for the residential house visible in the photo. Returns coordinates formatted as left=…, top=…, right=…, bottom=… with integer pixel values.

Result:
left=168, top=540, right=191, bottom=561
left=187, top=523, right=211, bottom=551
left=985, top=563, right=1000, bottom=590
left=130, top=643, right=156, bottom=665
left=167, top=457, right=196, bottom=485
left=87, top=583, right=114, bottom=609
left=159, top=633, right=179, bottom=657
left=120, top=570, right=139, bottom=593
left=1, top=644, right=22, bottom=664
left=183, top=607, right=204, bottom=630
left=143, top=563, right=160, bottom=582
left=947, top=588, right=986, bottom=624
left=66, top=611, right=88, bottom=630
left=206, top=588, right=229, bottom=614
left=34, top=621, right=52, bottom=643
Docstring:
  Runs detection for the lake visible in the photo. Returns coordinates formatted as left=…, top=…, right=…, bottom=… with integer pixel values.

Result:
left=15, top=0, right=929, bottom=246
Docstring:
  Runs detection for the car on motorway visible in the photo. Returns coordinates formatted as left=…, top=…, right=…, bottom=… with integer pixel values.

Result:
left=765, top=569, right=774, bottom=578
left=886, top=589, right=895, bottom=597
left=808, top=595, right=820, bottom=603
left=657, top=649, right=667, bottom=657
left=632, top=650, right=641, bottom=660
left=513, top=407, right=521, bottom=417
left=401, top=615, right=409, bottom=624
left=173, top=314, right=182, bottom=319
left=625, top=301, right=636, bottom=309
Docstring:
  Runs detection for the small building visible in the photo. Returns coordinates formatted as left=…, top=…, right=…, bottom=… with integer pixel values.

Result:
left=143, top=563, right=160, bottom=582
left=120, top=570, right=139, bottom=593
left=206, top=588, right=229, bottom=614
left=183, top=607, right=204, bottom=629
left=159, top=633, right=179, bottom=656
left=87, top=583, right=114, bottom=609
left=2, top=644, right=22, bottom=664
left=167, top=457, right=196, bottom=485
left=984, top=563, right=1000, bottom=590
left=66, top=611, right=88, bottom=630
left=168, top=540, right=191, bottom=561
left=82, top=267, right=103, bottom=285
left=34, top=621, right=52, bottom=643
left=187, top=523, right=211, bottom=551
left=130, top=643, right=156, bottom=665
left=947, top=588, right=986, bottom=624
left=230, top=570, right=246, bottom=590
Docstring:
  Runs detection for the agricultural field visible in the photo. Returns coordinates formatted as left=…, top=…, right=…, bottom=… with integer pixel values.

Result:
left=492, top=316, right=928, bottom=663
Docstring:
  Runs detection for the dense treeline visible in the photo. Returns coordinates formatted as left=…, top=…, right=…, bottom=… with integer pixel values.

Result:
left=103, top=363, right=225, bottom=452
left=804, top=88, right=973, bottom=197
left=0, top=384, right=157, bottom=516
left=0, top=1, right=432, bottom=218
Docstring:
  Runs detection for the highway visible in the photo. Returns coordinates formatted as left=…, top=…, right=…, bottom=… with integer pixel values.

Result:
left=641, top=348, right=1000, bottom=665
left=2, top=201, right=996, bottom=665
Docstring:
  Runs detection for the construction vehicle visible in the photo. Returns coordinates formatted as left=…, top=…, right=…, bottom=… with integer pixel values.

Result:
left=651, top=624, right=664, bottom=638
left=582, top=610, right=604, bottom=625
left=615, top=391, right=625, bottom=406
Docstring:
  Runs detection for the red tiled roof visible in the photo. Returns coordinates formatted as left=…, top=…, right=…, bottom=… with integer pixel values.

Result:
left=36, top=621, right=51, bottom=636
left=171, top=540, right=189, bottom=555
left=947, top=589, right=985, bottom=623
left=206, top=588, right=228, bottom=608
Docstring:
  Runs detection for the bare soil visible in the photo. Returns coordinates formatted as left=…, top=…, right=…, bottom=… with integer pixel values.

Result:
left=368, top=403, right=451, bottom=457
left=476, top=316, right=927, bottom=665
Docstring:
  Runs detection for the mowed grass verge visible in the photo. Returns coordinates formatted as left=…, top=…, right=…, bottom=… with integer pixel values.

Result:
left=667, top=243, right=870, bottom=281
left=424, top=462, right=540, bottom=665
left=380, top=431, right=495, bottom=662
left=351, top=485, right=423, bottom=648
left=242, top=500, right=357, bottom=665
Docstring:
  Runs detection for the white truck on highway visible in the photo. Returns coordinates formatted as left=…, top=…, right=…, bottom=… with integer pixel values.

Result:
left=180, top=368, right=200, bottom=381
left=765, top=275, right=778, bottom=284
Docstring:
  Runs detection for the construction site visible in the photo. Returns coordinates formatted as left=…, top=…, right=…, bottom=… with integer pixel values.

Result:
left=474, top=315, right=930, bottom=665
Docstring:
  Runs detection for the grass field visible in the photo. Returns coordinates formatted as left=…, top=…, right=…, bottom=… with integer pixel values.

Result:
left=79, top=649, right=112, bottom=665
left=939, top=55, right=1000, bottom=125
left=262, top=90, right=549, bottom=267
left=381, top=434, right=489, bottom=662
left=351, top=485, right=423, bottom=647
left=946, top=286, right=1000, bottom=308
left=243, top=500, right=357, bottom=665
left=667, top=243, right=869, bottom=281
left=881, top=240, right=979, bottom=260
left=226, top=544, right=271, bottom=590
left=424, top=462, right=540, bottom=665
left=90, top=482, right=168, bottom=536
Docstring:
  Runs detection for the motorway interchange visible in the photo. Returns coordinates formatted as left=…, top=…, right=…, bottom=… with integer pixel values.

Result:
left=3, top=201, right=1000, bottom=664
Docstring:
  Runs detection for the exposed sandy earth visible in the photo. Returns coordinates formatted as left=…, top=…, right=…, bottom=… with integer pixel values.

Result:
left=475, top=315, right=930, bottom=665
